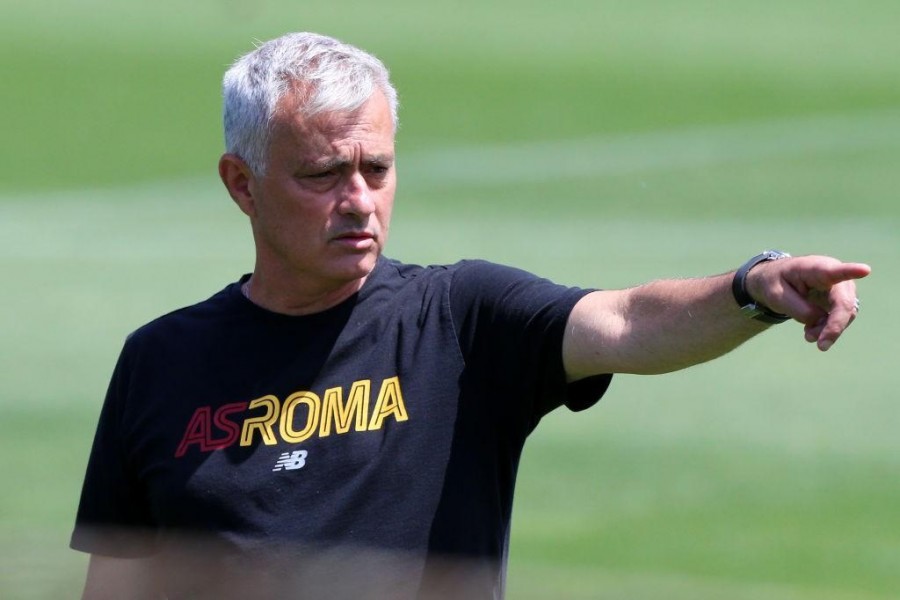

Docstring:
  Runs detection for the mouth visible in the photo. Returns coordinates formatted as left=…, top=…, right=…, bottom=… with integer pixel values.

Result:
left=332, top=230, right=377, bottom=249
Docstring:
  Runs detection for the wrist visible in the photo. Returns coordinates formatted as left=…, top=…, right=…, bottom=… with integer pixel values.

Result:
left=732, top=250, right=791, bottom=324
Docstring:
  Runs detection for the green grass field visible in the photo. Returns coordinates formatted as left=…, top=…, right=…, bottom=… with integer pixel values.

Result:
left=2, top=1, right=898, bottom=598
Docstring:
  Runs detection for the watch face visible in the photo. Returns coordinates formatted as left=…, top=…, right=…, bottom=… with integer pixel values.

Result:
left=740, top=304, right=764, bottom=318
left=741, top=302, right=790, bottom=324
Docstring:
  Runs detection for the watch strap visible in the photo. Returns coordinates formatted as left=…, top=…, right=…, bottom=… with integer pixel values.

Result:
left=732, top=250, right=792, bottom=324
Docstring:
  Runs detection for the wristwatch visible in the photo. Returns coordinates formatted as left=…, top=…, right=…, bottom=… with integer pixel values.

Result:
left=732, top=250, right=792, bottom=324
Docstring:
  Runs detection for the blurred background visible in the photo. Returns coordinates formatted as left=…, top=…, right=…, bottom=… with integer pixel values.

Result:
left=1, top=1, right=898, bottom=598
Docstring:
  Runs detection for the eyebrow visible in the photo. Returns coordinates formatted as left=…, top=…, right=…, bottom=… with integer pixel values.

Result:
left=305, top=154, right=395, bottom=171
left=303, top=157, right=349, bottom=172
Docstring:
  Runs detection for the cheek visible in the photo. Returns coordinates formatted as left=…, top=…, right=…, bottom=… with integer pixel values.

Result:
left=256, top=199, right=331, bottom=248
left=378, top=197, right=394, bottom=219
left=374, top=184, right=396, bottom=223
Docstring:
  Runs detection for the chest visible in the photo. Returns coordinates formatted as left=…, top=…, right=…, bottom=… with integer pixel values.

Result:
left=125, top=312, right=469, bottom=545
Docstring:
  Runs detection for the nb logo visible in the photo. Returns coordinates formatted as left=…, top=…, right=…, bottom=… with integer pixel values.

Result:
left=272, top=450, right=308, bottom=472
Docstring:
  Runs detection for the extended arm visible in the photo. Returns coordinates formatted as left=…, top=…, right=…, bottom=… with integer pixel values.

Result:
left=81, top=554, right=162, bottom=600
left=563, top=254, right=871, bottom=379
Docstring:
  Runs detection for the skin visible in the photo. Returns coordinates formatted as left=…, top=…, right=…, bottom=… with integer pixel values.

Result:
left=81, top=87, right=872, bottom=599
left=563, top=257, right=870, bottom=380
left=218, top=88, right=397, bottom=315
left=82, top=554, right=162, bottom=600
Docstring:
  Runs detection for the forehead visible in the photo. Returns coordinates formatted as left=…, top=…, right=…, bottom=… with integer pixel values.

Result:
left=268, top=89, right=395, bottom=160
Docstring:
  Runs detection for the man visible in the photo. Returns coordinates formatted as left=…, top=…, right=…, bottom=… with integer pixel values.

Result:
left=71, top=32, right=870, bottom=599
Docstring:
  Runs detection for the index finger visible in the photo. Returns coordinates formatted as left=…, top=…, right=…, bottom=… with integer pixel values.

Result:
left=816, top=262, right=872, bottom=288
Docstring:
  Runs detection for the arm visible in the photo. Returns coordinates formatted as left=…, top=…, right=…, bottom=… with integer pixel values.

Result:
left=82, top=554, right=162, bottom=600
left=563, top=254, right=871, bottom=379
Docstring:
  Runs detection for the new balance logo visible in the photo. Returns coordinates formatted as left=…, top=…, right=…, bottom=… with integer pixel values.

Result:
left=272, top=450, right=308, bottom=472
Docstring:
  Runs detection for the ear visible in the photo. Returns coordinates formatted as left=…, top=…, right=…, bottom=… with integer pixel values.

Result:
left=218, top=153, right=258, bottom=218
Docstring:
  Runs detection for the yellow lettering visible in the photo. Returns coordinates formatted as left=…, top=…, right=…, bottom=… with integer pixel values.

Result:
left=239, top=395, right=280, bottom=446
left=236, top=377, right=408, bottom=447
left=368, top=376, right=408, bottom=430
left=320, top=380, right=371, bottom=437
left=281, top=391, right=321, bottom=443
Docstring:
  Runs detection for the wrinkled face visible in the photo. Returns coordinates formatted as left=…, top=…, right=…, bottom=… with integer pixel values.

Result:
left=247, top=89, right=396, bottom=290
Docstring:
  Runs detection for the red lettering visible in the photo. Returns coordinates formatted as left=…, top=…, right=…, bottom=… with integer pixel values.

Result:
left=175, top=402, right=248, bottom=457
left=210, top=402, right=248, bottom=450
left=174, top=407, right=213, bottom=458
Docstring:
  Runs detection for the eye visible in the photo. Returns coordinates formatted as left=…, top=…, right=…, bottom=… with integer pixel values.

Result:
left=306, top=170, right=337, bottom=179
left=366, top=163, right=391, bottom=176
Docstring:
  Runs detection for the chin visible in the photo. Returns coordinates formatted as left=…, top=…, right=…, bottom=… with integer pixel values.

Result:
left=329, top=251, right=380, bottom=281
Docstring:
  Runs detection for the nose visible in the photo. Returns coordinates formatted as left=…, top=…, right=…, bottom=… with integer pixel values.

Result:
left=337, top=172, right=375, bottom=217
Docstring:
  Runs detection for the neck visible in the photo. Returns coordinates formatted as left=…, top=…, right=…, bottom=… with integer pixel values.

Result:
left=242, top=269, right=369, bottom=316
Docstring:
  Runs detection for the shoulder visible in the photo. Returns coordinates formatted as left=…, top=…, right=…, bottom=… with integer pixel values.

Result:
left=372, top=257, right=589, bottom=310
left=368, top=257, right=540, bottom=303
left=445, top=259, right=589, bottom=308
left=124, top=280, right=243, bottom=351
left=370, top=256, right=454, bottom=282
left=449, top=259, right=548, bottom=288
left=362, top=256, right=460, bottom=297
left=373, top=257, right=530, bottom=288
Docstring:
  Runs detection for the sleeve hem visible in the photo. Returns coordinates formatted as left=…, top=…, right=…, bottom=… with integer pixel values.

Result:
left=70, top=526, right=159, bottom=558
left=563, top=373, right=613, bottom=412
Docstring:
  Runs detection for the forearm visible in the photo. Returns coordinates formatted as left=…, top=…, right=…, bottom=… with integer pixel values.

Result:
left=563, top=254, right=869, bottom=380
left=565, top=273, right=767, bottom=378
left=82, top=554, right=162, bottom=600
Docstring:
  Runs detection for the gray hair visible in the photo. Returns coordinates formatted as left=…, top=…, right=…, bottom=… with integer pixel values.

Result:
left=223, top=32, right=399, bottom=176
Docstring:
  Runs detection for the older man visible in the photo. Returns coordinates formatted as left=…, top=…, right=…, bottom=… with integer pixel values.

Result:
left=71, top=32, right=869, bottom=599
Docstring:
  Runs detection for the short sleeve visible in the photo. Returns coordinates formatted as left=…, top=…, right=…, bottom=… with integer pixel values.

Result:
left=448, top=260, right=612, bottom=425
left=70, top=339, right=158, bottom=557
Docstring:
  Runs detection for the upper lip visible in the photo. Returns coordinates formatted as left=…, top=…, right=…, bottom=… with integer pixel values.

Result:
left=333, top=230, right=375, bottom=240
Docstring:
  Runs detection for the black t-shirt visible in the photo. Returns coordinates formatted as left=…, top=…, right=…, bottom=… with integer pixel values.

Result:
left=71, top=257, right=612, bottom=599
